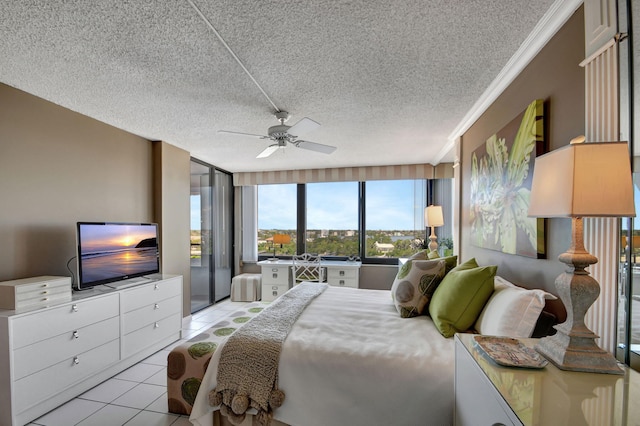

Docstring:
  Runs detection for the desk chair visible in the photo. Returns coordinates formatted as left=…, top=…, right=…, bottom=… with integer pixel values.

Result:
left=291, top=253, right=325, bottom=284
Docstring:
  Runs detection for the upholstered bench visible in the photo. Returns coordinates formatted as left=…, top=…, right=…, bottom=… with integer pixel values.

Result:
left=167, top=303, right=266, bottom=415
left=230, top=273, right=262, bottom=301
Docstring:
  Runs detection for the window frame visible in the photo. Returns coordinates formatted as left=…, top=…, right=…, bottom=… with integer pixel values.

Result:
left=256, top=179, right=435, bottom=265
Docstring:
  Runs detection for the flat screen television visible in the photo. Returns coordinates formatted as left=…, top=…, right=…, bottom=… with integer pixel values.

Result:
left=76, top=222, right=160, bottom=290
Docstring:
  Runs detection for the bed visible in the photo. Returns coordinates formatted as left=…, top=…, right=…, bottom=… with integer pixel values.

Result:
left=187, top=256, right=555, bottom=426
left=190, top=284, right=455, bottom=426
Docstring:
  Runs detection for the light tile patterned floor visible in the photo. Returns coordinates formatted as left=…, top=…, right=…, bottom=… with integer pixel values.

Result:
left=29, top=298, right=252, bottom=426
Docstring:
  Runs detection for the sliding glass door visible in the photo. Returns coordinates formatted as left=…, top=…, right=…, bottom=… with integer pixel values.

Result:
left=190, top=160, right=213, bottom=313
left=617, top=0, right=639, bottom=371
left=190, top=159, right=234, bottom=313
left=213, top=170, right=233, bottom=302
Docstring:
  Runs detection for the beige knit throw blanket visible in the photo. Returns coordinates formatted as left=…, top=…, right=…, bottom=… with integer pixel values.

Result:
left=209, top=282, right=328, bottom=425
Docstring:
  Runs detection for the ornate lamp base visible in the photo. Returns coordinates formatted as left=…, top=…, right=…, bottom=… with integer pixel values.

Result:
left=535, top=218, right=623, bottom=375
left=428, top=226, right=438, bottom=252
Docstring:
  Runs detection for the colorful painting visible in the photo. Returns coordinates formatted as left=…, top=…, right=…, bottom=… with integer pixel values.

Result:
left=470, top=99, right=545, bottom=258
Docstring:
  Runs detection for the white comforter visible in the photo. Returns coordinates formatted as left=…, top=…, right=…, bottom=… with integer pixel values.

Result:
left=191, top=286, right=454, bottom=426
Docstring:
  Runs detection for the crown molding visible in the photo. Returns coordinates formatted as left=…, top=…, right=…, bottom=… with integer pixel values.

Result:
left=433, top=0, right=584, bottom=165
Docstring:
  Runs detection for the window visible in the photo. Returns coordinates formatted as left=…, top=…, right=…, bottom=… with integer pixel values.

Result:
left=255, top=179, right=448, bottom=263
left=257, top=184, right=297, bottom=256
left=365, top=180, right=426, bottom=259
left=306, top=182, right=359, bottom=256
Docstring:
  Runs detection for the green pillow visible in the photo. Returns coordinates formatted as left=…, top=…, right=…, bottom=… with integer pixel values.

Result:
left=391, top=259, right=446, bottom=318
left=428, top=261, right=497, bottom=338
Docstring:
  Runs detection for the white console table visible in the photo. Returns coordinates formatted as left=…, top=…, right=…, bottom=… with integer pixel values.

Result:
left=257, top=259, right=361, bottom=301
left=454, top=333, right=640, bottom=426
left=0, top=274, right=182, bottom=426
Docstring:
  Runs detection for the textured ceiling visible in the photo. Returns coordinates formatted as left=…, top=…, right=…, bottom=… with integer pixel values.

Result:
left=0, top=1, right=572, bottom=173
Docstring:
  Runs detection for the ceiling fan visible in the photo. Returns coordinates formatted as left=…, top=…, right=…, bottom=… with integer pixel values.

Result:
left=218, top=111, right=337, bottom=158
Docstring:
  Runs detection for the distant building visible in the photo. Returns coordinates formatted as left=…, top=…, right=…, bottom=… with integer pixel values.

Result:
left=374, top=241, right=394, bottom=253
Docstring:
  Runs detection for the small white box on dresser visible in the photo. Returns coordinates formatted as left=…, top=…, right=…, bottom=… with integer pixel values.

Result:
left=0, top=276, right=71, bottom=311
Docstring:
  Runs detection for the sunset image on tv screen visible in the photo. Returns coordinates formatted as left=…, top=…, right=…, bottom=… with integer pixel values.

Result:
left=79, top=223, right=158, bottom=285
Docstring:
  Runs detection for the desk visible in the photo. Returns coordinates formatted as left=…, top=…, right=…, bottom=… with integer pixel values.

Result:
left=257, top=259, right=362, bottom=301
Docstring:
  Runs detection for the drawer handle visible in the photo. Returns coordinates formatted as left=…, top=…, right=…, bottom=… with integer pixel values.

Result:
left=339, top=280, right=345, bottom=286
left=339, top=271, right=345, bottom=276
left=272, top=291, right=278, bottom=296
left=71, top=304, right=79, bottom=313
left=41, top=283, right=49, bottom=288
left=272, top=273, right=278, bottom=278
left=271, top=286, right=278, bottom=290
left=154, top=303, right=160, bottom=310
left=41, top=290, right=49, bottom=295
left=491, top=424, right=506, bottom=426
left=271, top=268, right=278, bottom=272
left=73, top=356, right=80, bottom=365
left=73, top=330, right=79, bottom=339
left=154, top=322, right=160, bottom=328
left=154, top=284, right=159, bottom=290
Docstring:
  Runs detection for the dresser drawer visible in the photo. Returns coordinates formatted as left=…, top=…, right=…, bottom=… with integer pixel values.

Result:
left=13, top=316, right=120, bottom=380
left=14, top=339, right=119, bottom=413
left=122, top=312, right=182, bottom=358
left=327, top=268, right=357, bottom=280
left=327, top=277, right=358, bottom=288
left=120, top=277, right=182, bottom=313
left=15, top=290, right=72, bottom=310
left=261, top=266, right=289, bottom=285
left=122, top=295, right=182, bottom=335
left=262, top=283, right=289, bottom=301
left=11, top=293, right=119, bottom=349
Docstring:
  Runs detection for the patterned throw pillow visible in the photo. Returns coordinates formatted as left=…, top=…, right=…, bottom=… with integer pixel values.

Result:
left=409, top=250, right=458, bottom=275
left=391, top=259, right=446, bottom=318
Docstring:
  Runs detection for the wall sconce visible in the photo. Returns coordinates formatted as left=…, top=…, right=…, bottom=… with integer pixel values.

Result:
left=528, top=140, right=634, bottom=374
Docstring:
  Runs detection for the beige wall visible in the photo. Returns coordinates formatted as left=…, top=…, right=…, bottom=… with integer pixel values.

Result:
left=153, top=141, right=191, bottom=316
left=0, top=84, right=191, bottom=317
left=460, top=7, right=586, bottom=321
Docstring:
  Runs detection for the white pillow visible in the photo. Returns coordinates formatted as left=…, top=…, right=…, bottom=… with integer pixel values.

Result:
left=474, top=276, right=557, bottom=338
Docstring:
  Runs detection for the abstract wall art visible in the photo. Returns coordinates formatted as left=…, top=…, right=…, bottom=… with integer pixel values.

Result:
left=470, top=99, right=545, bottom=258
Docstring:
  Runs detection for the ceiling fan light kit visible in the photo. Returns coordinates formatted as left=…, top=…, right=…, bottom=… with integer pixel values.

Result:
left=219, top=111, right=337, bottom=158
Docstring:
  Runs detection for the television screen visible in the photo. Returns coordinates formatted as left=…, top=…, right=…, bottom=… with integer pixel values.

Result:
left=76, top=222, right=160, bottom=289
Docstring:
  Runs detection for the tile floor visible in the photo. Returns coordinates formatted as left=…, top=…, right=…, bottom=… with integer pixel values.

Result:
left=29, top=298, right=252, bottom=426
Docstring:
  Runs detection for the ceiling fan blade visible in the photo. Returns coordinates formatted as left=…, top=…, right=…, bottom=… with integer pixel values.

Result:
left=218, top=130, right=268, bottom=139
left=257, top=144, right=280, bottom=158
left=288, top=117, right=320, bottom=137
left=295, top=140, right=337, bottom=155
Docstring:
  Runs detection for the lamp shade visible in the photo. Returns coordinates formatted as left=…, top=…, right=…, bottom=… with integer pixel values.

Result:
left=528, top=142, right=635, bottom=218
left=424, top=205, right=444, bottom=227
left=272, top=234, right=291, bottom=245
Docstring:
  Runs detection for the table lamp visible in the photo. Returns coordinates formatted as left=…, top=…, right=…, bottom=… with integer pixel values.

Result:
left=271, top=234, right=291, bottom=259
left=424, top=205, right=444, bottom=252
left=528, top=140, right=634, bottom=374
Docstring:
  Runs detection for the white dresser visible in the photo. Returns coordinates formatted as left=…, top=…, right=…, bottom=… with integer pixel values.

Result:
left=0, top=275, right=182, bottom=426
